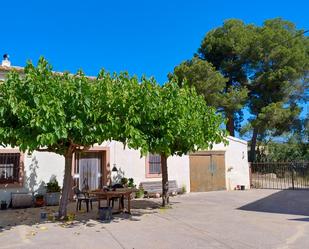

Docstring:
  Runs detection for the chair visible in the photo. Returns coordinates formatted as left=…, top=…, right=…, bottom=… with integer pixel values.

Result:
left=110, top=184, right=124, bottom=209
left=73, top=187, right=93, bottom=212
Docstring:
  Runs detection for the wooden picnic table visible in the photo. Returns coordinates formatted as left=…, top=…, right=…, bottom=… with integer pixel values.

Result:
left=89, top=189, right=134, bottom=214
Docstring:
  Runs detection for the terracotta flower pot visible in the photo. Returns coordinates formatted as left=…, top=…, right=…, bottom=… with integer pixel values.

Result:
left=35, top=198, right=45, bottom=207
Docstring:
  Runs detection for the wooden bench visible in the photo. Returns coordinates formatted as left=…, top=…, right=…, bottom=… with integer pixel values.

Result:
left=140, top=180, right=182, bottom=197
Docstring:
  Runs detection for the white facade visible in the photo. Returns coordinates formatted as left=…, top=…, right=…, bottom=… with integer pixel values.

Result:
left=0, top=65, right=250, bottom=203
left=211, top=136, right=250, bottom=190
left=0, top=149, right=65, bottom=204
left=25, top=152, right=65, bottom=188
left=0, top=141, right=191, bottom=204
left=108, top=141, right=190, bottom=192
left=0, top=137, right=249, bottom=204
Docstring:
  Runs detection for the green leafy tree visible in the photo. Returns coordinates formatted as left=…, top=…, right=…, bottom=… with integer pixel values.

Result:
left=122, top=79, right=226, bottom=206
left=169, top=57, right=227, bottom=108
left=174, top=18, right=308, bottom=161
left=0, top=58, right=118, bottom=217
left=259, top=140, right=309, bottom=162
left=197, top=19, right=253, bottom=136
left=0, top=57, right=225, bottom=214
left=255, top=115, right=309, bottom=162
left=247, top=18, right=309, bottom=161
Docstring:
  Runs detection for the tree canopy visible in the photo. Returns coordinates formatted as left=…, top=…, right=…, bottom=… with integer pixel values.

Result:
left=171, top=18, right=309, bottom=161
left=197, top=19, right=253, bottom=136
left=0, top=57, right=225, bottom=213
left=121, top=78, right=226, bottom=205
left=169, top=57, right=227, bottom=109
left=0, top=58, right=110, bottom=154
left=246, top=19, right=309, bottom=161
left=125, top=78, right=226, bottom=156
left=0, top=58, right=118, bottom=216
left=254, top=115, right=309, bottom=162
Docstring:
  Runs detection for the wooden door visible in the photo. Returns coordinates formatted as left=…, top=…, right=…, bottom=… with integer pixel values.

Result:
left=190, top=152, right=226, bottom=192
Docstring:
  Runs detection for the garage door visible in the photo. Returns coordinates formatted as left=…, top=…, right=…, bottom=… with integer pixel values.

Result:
left=190, top=152, right=226, bottom=192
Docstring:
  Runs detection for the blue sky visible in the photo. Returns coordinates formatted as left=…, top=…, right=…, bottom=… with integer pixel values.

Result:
left=1, top=0, right=308, bottom=128
left=2, top=0, right=308, bottom=82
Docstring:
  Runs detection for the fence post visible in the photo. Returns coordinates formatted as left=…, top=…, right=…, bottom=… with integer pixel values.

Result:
left=291, top=163, right=295, bottom=190
left=249, top=162, right=252, bottom=188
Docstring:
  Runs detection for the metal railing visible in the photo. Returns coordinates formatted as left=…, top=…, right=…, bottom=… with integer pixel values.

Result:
left=250, top=162, right=309, bottom=190
left=0, top=153, right=20, bottom=183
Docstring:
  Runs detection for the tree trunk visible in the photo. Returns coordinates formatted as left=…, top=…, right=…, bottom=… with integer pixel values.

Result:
left=249, top=128, right=258, bottom=162
left=226, top=113, right=235, bottom=137
left=160, top=154, right=169, bottom=207
left=225, top=79, right=235, bottom=137
left=58, top=148, right=73, bottom=218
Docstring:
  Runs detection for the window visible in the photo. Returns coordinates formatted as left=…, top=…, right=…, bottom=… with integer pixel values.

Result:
left=146, top=154, right=161, bottom=177
left=0, top=153, right=21, bottom=184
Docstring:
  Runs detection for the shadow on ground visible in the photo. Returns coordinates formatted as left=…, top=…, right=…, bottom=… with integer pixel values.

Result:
left=0, top=198, right=177, bottom=232
left=238, top=189, right=309, bottom=216
left=289, top=217, right=309, bottom=222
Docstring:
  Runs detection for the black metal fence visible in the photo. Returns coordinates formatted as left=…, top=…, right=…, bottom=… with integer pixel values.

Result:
left=251, top=162, right=309, bottom=190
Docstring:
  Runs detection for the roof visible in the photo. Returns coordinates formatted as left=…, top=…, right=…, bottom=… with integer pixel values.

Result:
left=0, top=65, right=24, bottom=73
left=0, top=65, right=96, bottom=80
left=226, top=136, right=248, bottom=145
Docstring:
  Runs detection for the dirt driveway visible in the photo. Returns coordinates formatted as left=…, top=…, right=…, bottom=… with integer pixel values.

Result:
left=1, top=189, right=309, bottom=249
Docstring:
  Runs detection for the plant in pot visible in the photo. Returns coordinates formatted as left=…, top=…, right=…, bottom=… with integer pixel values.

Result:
left=135, top=186, right=144, bottom=199
left=34, top=194, right=45, bottom=207
left=45, top=176, right=61, bottom=206
left=127, top=178, right=137, bottom=198
left=127, top=178, right=136, bottom=188
left=120, top=177, right=128, bottom=187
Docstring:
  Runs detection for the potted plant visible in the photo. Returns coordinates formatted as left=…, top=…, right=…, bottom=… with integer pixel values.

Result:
left=0, top=200, right=7, bottom=210
left=127, top=178, right=136, bottom=188
left=120, top=177, right=128, bottom=187
left=127, top=178, right=137, bottom=198
left=45, top=177, right=61, bottom=206
left=34, top=194, right=45, bottom=207
left=135, top=186, right=144, bottom=199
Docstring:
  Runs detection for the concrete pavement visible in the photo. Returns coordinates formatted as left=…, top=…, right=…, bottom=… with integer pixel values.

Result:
left=1, top=189, right=309, bottom=249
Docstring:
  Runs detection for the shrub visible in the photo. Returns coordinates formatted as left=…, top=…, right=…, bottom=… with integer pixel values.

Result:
left=181, top=185, right=187, bottom=194
left=127, top=178, right=136, bottom=188
left=120, top=177, right=128, bottom=186
left=46, top=177, right=61, bottom=193
left=135, top=187, right=144, bottom=198
left=34, top=194, right=44, bottom=199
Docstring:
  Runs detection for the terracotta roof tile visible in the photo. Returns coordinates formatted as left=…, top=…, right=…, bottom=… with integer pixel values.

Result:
left=0, top=65, right=96, bottom=80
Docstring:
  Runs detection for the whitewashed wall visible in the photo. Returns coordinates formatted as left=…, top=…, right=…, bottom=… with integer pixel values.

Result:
left=0, top=136, right=249, bottom=205
left=108, top=141, right=190, bottom=192
left=0, top=150, right=64, bottom=205
left=0, top=140, right=190, bottom=205
left=212, top=136, right=250, bottom=190
left=24, top=152, right=65, bottom=188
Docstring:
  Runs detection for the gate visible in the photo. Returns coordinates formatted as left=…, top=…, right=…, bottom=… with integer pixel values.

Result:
left=251, top=162, right=309, bottom=190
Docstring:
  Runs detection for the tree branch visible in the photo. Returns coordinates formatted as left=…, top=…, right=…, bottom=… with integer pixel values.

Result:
left=36, top=148, right=55, bottom=152
left=68, top=139, right=91, bottom=152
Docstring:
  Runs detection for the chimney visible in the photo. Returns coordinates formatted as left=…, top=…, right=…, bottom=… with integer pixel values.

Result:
left=2, top=54, right=11, bottom=67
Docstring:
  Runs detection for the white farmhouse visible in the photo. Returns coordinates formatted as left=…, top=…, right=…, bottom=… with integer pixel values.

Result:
left=0, top=56, right=250, bottom=205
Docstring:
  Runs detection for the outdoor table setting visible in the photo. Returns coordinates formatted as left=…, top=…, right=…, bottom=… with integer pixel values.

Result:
left=89, top=187, right=135, bottom=214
